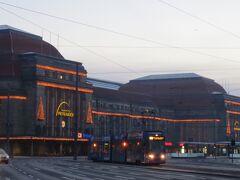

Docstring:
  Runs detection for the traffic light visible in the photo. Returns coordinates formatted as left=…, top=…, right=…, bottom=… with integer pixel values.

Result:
left=231, top=139, right=235, bottom=146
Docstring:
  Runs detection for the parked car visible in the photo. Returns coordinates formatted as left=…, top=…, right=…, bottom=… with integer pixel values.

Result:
left=0, top=148, right=9, bottom=164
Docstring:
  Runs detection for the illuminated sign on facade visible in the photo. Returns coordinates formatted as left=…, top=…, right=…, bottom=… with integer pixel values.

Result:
left=56, top=101, right=74, bottom=117
left=234, top=121, right=240, bottom=131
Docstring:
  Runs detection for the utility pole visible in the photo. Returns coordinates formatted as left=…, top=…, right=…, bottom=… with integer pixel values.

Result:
left=6, top=84, right=10, bottom=157
left=73, top=63, right=79, bottom=160
left=6, top=83, right=13, bottom=158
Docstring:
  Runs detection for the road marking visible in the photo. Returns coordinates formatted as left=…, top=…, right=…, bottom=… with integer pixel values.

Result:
left=5, top=178, right=11, bottom=180
left=62, top=177, right=75, bottom=180
left=28, top=175, right=33, bottom=178
left=110, top=166, right=118, bottom=168
left=128, top=172, right=141, bottom=176
left=115, top=175, right=135, bottom=179
left=34, top=168, right=40, bottom=171
left=23, top=171, right=27, bottom=174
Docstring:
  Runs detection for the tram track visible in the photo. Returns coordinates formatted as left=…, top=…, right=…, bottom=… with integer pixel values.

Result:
left=83, top=159, right=240, bottom=179
left=149, top=165, right=240, bottom=179
left=71, top=159, right=240, bottom=179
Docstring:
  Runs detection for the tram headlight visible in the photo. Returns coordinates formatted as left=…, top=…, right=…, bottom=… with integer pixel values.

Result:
left=160, top=154, right=165, bottom=160
left=148, top=153, right=155, bottom=159
left=93, top=143, right=97, bottom=148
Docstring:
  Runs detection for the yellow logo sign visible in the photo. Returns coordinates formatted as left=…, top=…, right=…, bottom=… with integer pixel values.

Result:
left=56, top=101, right=74, bottom=117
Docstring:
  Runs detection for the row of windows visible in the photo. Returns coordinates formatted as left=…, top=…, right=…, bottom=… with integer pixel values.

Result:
left=225, top=103, right=240, bottom=112
left=36, top=68, right=86, bottom=82
left=93, top=115, right=163, bottom=137
left=92, top=100, right=157, bottom=114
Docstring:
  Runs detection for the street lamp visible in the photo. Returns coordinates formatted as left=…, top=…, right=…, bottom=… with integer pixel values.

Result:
left=6, top=83, right=11, bottom=158
left=141, top=109, right=149, bottom=132
left=73, top=63, right=79, bottom=160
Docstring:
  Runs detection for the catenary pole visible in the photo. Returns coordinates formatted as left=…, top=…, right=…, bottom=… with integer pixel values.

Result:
left=73, top=63, right=79, bottom=160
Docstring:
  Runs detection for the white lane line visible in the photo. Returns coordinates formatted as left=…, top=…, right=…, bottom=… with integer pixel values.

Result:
left=34, top=168, right=40, bottom=171
left=128, top=172, right=142, bottom=176
left=28, top=175, right=33, bottom=178
left=62, top=177, right=75, bottom=180
left=115, top=175, right=135, bottom=179
left=23, top=171, right=27, bottom=174
left=110, top=166, right=118, bottom=169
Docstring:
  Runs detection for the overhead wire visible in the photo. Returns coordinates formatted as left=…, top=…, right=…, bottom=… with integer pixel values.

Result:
left=0, top=6, right=138, bottom=75
left=58, top=45, right=240, bottom=49
left=2, top=3, right=239, bottom=77
left=157, top=0, right=240, bottom=40
left=1, top=2, right=240, bottom=65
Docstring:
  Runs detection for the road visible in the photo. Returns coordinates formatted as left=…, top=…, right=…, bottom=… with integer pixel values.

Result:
left=0, top=157, right=238, bottom=180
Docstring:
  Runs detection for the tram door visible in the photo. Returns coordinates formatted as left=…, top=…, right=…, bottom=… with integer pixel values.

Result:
left=102, top=140, right=111, bottom=161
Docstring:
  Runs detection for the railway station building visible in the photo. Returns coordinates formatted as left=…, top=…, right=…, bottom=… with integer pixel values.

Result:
left=1, top=25, right=240, bottom=156
left=0, top=25, right=93, bottom=155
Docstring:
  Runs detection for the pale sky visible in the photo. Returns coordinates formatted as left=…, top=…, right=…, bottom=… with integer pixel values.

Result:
left=1, top=0, right=240, bottom=95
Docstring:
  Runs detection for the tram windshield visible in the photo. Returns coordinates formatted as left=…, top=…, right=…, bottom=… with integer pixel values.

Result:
left=148, top=135, right=165, bottom=153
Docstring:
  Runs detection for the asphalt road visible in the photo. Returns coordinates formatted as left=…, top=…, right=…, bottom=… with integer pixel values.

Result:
left=0, top=157, right=238, bottom=180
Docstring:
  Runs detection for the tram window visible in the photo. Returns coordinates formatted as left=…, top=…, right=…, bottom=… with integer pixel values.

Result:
left=149, top=141, right=164, bottom=153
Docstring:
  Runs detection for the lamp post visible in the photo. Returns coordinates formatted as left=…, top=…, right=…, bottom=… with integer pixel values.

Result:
left=73, top=63, right=79, bottom=160
left=141, top=109, right=149, bottom=132
left=6, top=83, right=12, bottom=158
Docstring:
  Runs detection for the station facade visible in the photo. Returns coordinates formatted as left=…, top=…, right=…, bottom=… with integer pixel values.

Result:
left=1, top=25, right=240, bottom=156
left=0, top=25, right=93, bottom=155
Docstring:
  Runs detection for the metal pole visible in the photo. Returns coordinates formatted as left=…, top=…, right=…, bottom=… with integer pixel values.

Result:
left=73, top=63, right=79, bottom=160
left=6, top=84, right=10, bottom=157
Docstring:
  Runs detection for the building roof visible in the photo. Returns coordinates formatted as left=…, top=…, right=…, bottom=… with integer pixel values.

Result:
left=0, top=25, right=25, bottom=32
left=133, top=73, right=202, bottom=81
left=87, top=78, right=122, bottom=90
left=0, top=24, right=63, bottom=59
left=0, top=25, right=41, bottom=39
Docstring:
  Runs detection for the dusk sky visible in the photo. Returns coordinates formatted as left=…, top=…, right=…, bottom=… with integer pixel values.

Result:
left=1, top=0, right=240, bottom=95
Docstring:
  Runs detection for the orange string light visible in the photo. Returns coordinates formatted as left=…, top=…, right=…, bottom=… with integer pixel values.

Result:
left=37, top=81, right=93, bottom=93
left=36, top=64, right=87, bottom=76
left=0, top=136, right=88, bottom=141
left=92, top=111, right=220, bottom=123
left=0, top=96, right=27, bottom=100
